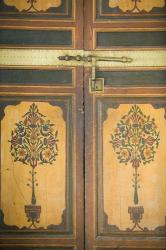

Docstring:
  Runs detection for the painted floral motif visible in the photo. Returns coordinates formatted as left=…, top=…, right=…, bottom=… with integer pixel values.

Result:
left=111, top=105, right=160, bottom=170
left=10, top=103, right=58, bottom=228
left=109, top=0, right=165, bottom=13
left=110, top=105, right=160, bottom=231
left=3, top=0, right=62, bottom=12
left=10, top=103, right=58, bottom=167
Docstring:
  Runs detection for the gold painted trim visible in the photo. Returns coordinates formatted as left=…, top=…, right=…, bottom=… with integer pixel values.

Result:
left=0, top=26, right=75, bottom=30
left=5, top=91, right=166, bottom=98
left=0, top=85, right=75, bottom=88
left=0, top=92, right=75, bottom=96
left=98, top=67, right=166, bottom=71
left=94, top=93, right=166, bottom=97
left=92, top=94, right=96, bottom=241
left=0, top=49, right=166, bottom=68
left=94, top=27, right=166, bottom=32
left=0, top=244, right=76, bottom=247
left=72, top=93, right=77, bottom=239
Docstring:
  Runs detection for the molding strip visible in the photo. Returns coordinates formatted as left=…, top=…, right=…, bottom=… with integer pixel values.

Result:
left=0, top=49, right=166, bottom=68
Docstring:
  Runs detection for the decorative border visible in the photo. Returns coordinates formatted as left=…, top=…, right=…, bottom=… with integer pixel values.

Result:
left=0, top=247, right=75, bottom=250
left=96, top=96, right=166, bottom=237
left=0, top=95, right=74, bottom=236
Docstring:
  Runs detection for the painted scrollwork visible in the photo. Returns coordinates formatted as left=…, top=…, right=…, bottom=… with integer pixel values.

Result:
left=3, top=0, right=62, bottom=12
left=109, top=0, right=165, bottom=13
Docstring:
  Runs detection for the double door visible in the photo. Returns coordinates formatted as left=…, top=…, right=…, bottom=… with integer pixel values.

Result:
left=0, top=0, right=166, bottom=249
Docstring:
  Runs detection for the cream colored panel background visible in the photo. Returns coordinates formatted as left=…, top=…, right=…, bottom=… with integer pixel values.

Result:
left=103, top=104, right=166, bottom=230
left=1, top=102, right=66, bottom=229
left=4, top=0, right=62, bottom=11
left=1, top=50, right=166, bottom=68
left=109, top=0, right=165, bottom=12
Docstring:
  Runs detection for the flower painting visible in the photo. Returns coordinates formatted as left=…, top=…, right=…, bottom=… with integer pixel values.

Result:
left=0, top=102, right=67, bottom=229
left=110, top=105, right=160, bottom=170
left=103, top=103, right=166, bottom=231
left=10, top=103, right=58, bottom=167
left=110, top=105, right=160, bottom=231
left=9, top=103, right=59, bottom=228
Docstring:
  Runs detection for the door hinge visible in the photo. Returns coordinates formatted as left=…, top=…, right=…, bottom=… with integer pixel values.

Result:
left=58, top=53, right=132, bottom=93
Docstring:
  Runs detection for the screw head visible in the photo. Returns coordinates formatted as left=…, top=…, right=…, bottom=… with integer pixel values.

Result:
left=76, top=55, right=81, bottom=61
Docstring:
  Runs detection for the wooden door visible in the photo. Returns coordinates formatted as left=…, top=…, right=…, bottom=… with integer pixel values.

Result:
left=0, top=1, right=166, bottom=250
left=84, top=1, right=166, bottom=249
left=0, top=1, right=84, bottom=250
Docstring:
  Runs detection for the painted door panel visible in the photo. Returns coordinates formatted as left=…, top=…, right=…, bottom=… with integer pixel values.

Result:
left=84, top=1, right=166, bottom=249
left=0, top=0, right=166, bottom=249
left=0, top=0, right=84, bottom=249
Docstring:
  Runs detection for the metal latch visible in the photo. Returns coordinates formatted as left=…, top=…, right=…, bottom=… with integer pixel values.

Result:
left=58, top=54, right=132, bottom=93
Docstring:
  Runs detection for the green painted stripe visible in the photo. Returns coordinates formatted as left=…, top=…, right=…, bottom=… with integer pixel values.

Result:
left=0, top=29, right=72, bottom=46
left=0, top=69, right=72, bottom=85
left=96, top=70, right=166, bottom=86
left=96, top=31, right=166, bottom=47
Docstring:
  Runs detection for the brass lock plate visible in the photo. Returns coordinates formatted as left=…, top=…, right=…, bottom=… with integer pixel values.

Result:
left=89, top=78, right=104, bottom=93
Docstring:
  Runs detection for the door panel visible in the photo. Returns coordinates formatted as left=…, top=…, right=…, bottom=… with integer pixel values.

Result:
left=97, top=98, right=166, bottom=234
left=0, top=69, right=84, bottom=249
left=0, top=0, right=166, bottom=249
left=1, top=97, right=71, bottom=230
left=85, top=80, right=166, bottom=250
left=0, top=1, right=84, bottom=249
left=85, top=1, right=166, bottom=249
